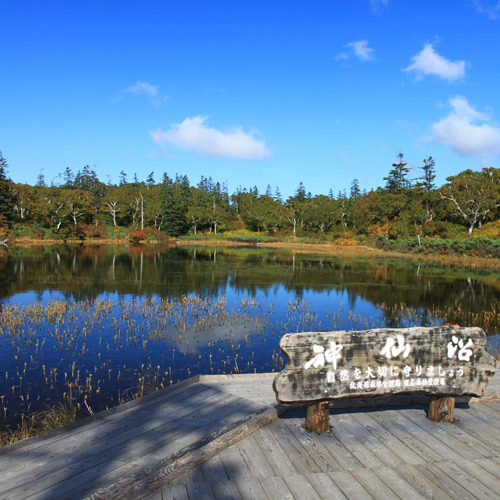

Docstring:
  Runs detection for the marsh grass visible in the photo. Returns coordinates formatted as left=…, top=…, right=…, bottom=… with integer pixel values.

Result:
left=0, top=402, right=77, bottom=446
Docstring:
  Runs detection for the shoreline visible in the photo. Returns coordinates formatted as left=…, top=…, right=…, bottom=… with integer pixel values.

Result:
left=4, top=236, right=500, bottom=270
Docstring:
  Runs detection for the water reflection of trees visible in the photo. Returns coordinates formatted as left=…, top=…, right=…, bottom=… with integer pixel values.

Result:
left=2, top=245, right=499, bottom=318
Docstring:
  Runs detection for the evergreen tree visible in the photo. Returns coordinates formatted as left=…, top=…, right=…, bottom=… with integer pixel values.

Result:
left=36, top=170, right=47, bottom=187
left=161, top=173, right=190, bottom=236
left=0, top=152, right=16, bottom=221
left=73, top=165, right=93, bottom=191
left=384, top=153, right=410, bottom=193
left=146, top=171, right=155, bottom=187
left=350, top=178, right=361, bottom=198
left=417, top=156, right=437, bottom=220
left=119, top=170, right=128, bottom=186
left=295, top=182, right=307, bottom=202
left=63, top=167, right=74, bottom=188
left=419, top=156, right=436, bottom=192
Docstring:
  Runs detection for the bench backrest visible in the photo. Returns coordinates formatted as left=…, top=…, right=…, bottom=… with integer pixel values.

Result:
left=273, top=327, right=497, bottom=405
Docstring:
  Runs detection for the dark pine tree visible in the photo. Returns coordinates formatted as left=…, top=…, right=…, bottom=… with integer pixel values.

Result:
left=161, top=173, right=190, bottom=236
left=0, top=151, right=16, bottom=221
left=419, top=156, right=436, bottom=192
left=384, top=153, right=411, bottom=193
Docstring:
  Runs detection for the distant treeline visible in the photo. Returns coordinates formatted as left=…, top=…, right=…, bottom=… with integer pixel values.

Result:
left=1, top=151, right=500, bottom=241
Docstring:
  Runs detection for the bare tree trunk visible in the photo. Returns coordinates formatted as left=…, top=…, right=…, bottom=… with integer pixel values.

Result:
left=140, top=189, right=144, bottom=230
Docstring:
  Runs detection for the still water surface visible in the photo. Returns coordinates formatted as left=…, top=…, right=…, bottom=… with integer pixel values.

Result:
left=0, top=244, right=499, bottom=425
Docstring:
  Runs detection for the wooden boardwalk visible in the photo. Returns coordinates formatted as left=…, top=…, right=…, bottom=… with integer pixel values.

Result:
left=0, top=371, right=499, bottom=500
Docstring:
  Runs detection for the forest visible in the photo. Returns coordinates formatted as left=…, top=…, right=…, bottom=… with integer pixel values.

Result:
left=1, top=151, right=500, bottom=247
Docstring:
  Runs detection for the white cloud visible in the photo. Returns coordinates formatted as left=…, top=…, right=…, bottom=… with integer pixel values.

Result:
left=125, top=81, right=159, bottom=98
left=121, top=81, right=165, bottom=106
left=370, top=0, right=389, bottom=12
left=150, top=116, right=272, bottom=159
left=472, top=0, right=500, bottom=19
left=430, top=96, right=500, bottom=156
left=405, top=44, right=466, bottom=82
left=336, top=40, right=374, bottom=62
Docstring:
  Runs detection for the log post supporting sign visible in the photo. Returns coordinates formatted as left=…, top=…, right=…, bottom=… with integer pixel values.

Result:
left=273, top=327, right=497, bottom=434
left=305, top=400, right=330, bottom=434
left=428, top=395, right=456, bottom=422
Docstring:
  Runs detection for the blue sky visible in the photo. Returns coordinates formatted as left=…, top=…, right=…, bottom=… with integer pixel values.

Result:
left=2, top=0, right=500, bottom=198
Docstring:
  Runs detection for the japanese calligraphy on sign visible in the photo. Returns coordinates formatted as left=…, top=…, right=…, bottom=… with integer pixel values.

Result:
left=273, top=327, right=497, bottom=405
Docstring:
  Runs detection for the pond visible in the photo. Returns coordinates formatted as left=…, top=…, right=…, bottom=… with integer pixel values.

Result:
left=0, top=244, right=499, bottom=427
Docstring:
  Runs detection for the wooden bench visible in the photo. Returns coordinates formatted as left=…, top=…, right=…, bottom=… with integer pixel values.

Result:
left=273, top=327, right=497, bottom=433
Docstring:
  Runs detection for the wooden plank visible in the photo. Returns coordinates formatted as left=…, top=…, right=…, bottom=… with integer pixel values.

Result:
left=328, top=417, right=386, bottom=468
left=394, top=464, right=453, bottom=500
left=487, top=452, right=500, bottom=465
left=0, top=451, right=117, bottom=498
left=400, top=408, right=486, bottom=461
left=139, top=488, right=162, bottom=500
left=0, top=445, right=105, bottom=487
left=176, top=464, right=205, bottom=485
left=280, top=412, right=344, bottom=472
left=474, top=457, right=500, bottom=480
left=234, top=477, right=270, bottom=500
left=483, top=400, right=500, bottom=412
left=405, top=408, right=497, bottom=460
left=201, top=454, right=230, bottom=483
left=210, top=479, right=243, bottom=499
left=413, top=462, right=478, bottom=500
left=333, top=411, right=403, bottom=467
left=98, top=423, right=201, bottom=464
left=259, top=476, right=294, bottom=500
left=453, top=459, right=500, bottom=496
left=349, top=468, right=400, bottom=500
left=433, top=460, right=498, bottom=499
left=168, top=476, right=181, bottom=487
left=251, top=425, right=298, bottom=476
left=351, top=410, right=424, bottom=465
left=470, top=401, right=500, bottom=431
left=218, top=445, right=253, bottom=480
left=305, top=472, right=348, bottom=500
left=159, top=484, right=189, bottom=500
left=96, top=395, right=254, bottom=464
left=185, top=481, right=215, bottom=500
left=206, top=399, right=264, bottom=427
left=451, top=408, right=500, bottom=454
left=378, top=409, right=459, bottom=462
left=92, top=404, right=287, bottom=499
left=236, top=434, right=276, bottom=479
left=283, top=474, right=322, bottom=500
left=29, top=460, right=141, bottom=500
left=371, top=466, right=427, bottom=500
left=327, top=470, right=374, bottom=500
left=284, top=412, right=362, bottom=472
left=265, top=419, right=323, bottom=475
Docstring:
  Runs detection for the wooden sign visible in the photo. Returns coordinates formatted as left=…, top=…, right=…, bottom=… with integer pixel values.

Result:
left=273, top=327, right=497, bottom=430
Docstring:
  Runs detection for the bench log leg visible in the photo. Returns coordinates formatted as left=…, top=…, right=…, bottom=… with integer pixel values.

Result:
left=305, top=400, right=330, bottom=434
left=428, top=396, right=456, bottom=422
